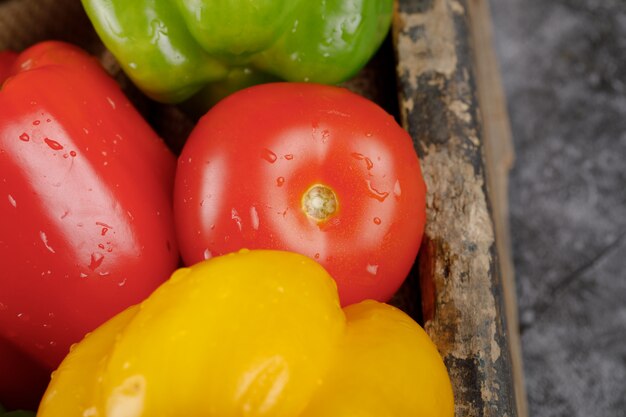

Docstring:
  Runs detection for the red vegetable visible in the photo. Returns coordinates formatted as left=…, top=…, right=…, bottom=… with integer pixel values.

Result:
left=0, top=41, right=178, bottom=407
left=0, top=51, right=17, bottom=87
left=175, top=83, right=426, bottom=306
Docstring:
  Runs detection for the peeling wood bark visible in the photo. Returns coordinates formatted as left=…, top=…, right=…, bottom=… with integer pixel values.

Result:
left=392, top=1, right=518, bottom=415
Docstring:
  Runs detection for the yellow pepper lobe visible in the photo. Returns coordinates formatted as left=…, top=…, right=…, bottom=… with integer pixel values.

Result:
left=37, top=305, right=140, bottom=417
left=37, top=250, right=454, bottom=417
left=38, top=250, right=345, bottom=417
left=301, top=301, right=455, bottom=417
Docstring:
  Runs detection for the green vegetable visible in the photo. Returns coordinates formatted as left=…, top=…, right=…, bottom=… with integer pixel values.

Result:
left=0, top=404, right=35, bottom=417
left=81, top=0, right=393, bottom=107
left=2, top=411, right=36, bottom=417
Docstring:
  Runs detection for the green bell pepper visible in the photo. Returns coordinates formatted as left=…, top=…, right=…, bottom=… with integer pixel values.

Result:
left=0, top=404, right=35, bottom=417
left=81, top=0, right=393, bottom=106
left=1, top=411, right=35, bottom=417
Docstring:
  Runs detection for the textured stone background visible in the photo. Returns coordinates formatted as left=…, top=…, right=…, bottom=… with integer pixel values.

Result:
left=488, top=0, right=626, bottom=415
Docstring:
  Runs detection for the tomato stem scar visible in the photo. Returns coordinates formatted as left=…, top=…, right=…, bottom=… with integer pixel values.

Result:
left=302, top=184, right=338, bottom=222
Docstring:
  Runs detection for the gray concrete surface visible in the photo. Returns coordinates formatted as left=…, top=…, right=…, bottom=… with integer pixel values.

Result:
left=488, top=0, right=626, bottom=415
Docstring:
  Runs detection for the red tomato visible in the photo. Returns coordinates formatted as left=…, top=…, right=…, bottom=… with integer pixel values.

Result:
left=175, top=83, right=426, bottom=305
left=0, top=41, right=179, bottom=397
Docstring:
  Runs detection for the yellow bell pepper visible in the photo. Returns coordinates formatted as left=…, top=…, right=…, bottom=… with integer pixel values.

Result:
left=37, top=250, right=454, bottom=417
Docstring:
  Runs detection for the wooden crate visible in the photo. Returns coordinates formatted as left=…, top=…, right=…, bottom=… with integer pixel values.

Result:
left=391, top=1, right=527, bottom=416
left=0, top=0, right=526, bottom=415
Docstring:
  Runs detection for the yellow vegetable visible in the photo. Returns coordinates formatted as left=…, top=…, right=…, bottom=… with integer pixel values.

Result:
left=37, top=250, right=454, bottom=417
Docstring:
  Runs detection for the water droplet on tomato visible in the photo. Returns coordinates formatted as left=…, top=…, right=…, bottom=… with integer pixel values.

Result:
left=231, top=208, right=243, bottom=231
left=365, top=180, right=389, bottom=202
left=70, top=150, right=77, bottom=157
left=351, top=153, right=374, bottom=170
left=44, top=138, right=63, bottom=150
left=80, top=272, right=88, bottom=278
left=33, top=120, right=40, bottom=126
left=7, top=194, right=16, bottom=208
left=98, top=243, right=105, bottom=249
left=276, top=177, right=285, bottom=187
left=366, top=264, right=379, bottom=275
left=284, top=154, right=294, bottom=160
left=118, top=278, right=127, bottom=287
left=394, top=180, right=402, bottom=197
left=314, top=253, right=320, bottom=259
left=261, top=148, right=277, bottom=163
left=96, top=221, right=113, bottom=236
left=63, top=153, right=69, bottom=158
left=19, top=133, right=29, bottom=142
left=203, top=248, right=212, bottom=260
left=250, top=206, right=259, bottom=230
left=373, top=217, right=382, bottom=225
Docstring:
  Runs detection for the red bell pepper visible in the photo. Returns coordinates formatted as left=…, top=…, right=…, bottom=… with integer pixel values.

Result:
left=0, top=41, right=179, bottom=409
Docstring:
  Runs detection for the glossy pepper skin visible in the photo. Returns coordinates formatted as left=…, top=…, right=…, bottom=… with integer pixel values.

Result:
left=0, top=41, right=179, bottom=407
left=80, top=0, right=393, bottom=106
left=38, top=250, right=454, bottom=417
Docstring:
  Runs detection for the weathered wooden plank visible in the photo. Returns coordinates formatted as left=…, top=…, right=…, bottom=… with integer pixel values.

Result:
left=392, top=0, right=519, bottom=415
left=465, top=1, right=528, bottom=417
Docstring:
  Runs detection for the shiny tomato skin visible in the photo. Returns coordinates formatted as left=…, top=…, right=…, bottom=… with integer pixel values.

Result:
left=175, top=83, right=426, bottom=306
left=0, top=41, right=179, bottom=379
